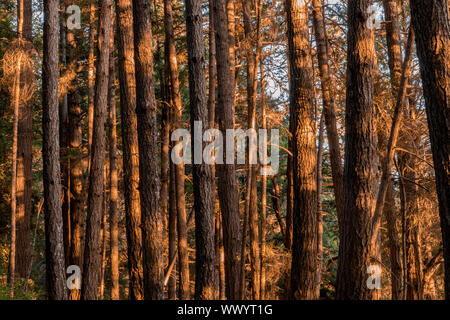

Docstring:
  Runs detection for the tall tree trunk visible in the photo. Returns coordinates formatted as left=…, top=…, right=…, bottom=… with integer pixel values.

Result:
left=42, top=0, right=67, bottom=299
left=132, top=0, right=163, bottom=299
left=82, top=0, right=111, bottom=300
left=381, top=0, right=403, bottom=300
left=108, top=23, right=119, bottom=300
left=16, top=0, right=33, bottom=278
left=67, top=20, right=85, bottom=301
left=336, top=0, right=378, bottom=300
left=316, top=113, right=325, bottom=298
left=115, top=0, right=144, bottom=299
left=286, top=0, right=319, bottom=300
left=212, top=0, right=242, bottom=300
left=185, top=0, right=217, bottom=299
left=311, top=0, right=343, bottom=223
left=163, top=0, right=189, bottom=300
left=242, top=0, right=260, bottom=300
left=410, top=0, right=450, bottom=299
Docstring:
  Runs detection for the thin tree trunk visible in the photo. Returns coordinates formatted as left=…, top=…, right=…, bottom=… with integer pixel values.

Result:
left=132, top=0, right=163, bottom=299
left=108, top=23, right=119, bottom=300
left=168, top=161, right=177, bottom=299
left=9, top=37, right=21, bottom=299
left=286, top=0, right=319, bottom=300
left=316, top=113, right=325, bottom=299
left=311, top=0, right=343, bottom=223
left=163, top=0, right=189, bottom=300
left=82, top=0, right=111, bottom=300
left=242, top=0, right=260, bottom=300
left=67, top=20, right=85, bottom=301
left=213, top=0, right=242, bottom=300
left=16, top=0, right=33, bottom=278
left=42, top=0, right=67, bottom=299
left=87, top=0, right=97, bottom=164
left=185, top=0, right=217, bottom=299
left=336, top=0, right=378, bottom=300
left=410, top=0, right=450, bottom=299
left=115, top=0, right=144, bottom=299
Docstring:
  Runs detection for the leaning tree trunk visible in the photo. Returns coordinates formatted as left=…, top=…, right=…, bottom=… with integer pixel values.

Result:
left=410, top=0, right=450, bottom=299
left=132, top=0, right=163, bottom=299
left=336, top=0, right=378, bottom=300
left=212, top=0, right=242, bottom=300
left=42, top=0, right=67, bottom=299
left=185, top=0, right=217, bottom=299
left=286, top=0, right=319, bottom=300
left=82, top=0, right=111, bottom=300
left=381, top=0, right=403, bottom=300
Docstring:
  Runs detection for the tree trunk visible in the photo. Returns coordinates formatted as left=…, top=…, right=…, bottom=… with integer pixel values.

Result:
left=67, top=21, right=85, bottom=301
left=132, top=0, right=163, bottom=299
left=410, top=0, right=450, bottom=299
left=163, top=0, right=189, bottom=300
left=87, top=0, right=97, bottom=164
left=385, top=179, right=402, bottom=299
left=185, top=0, right=217, bottom=299
left=242, top=0, right=260, bottom=300
left=286, top=0, right=319, bottom=300
left=42, top=0, right=67, bottom=299
left=212, top=0, right=242, bottom=300
left=311, top=0, right=343, bottom=223
left=115, top=0, right=144, bottom=299
left=82, top=0, right=111, bottom=300
left=336, top=0, right=378, bottom=300
left=108, top=23, right=119, bottom=300
left=16, top=0, right=33, bottom=278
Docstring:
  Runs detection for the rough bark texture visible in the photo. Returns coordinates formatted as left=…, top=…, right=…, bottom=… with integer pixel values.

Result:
left=286, top=0, right=319, bottom=300
left=82, top=0, right=111, bottom=300
left=410, top=0, right=450, bottom=299
left=115, top=0, right=144, bottom=299
left=42, top=0, right=67, bottom=299
left=336, top=0, right=378, bottom=300
left=132, top=0, right=163, bottom=299
left=311, top=0, right=343, bottom=223
left=108, top=24, right=119, bottom=300
left=185, top=0, right=217, bottom=299
left=213, top=0, right=242, bottom=300
left=16, top=0, right=33, bottom=278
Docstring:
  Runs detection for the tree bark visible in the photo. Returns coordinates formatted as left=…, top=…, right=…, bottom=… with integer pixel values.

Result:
left=286, top=0, right=319, bottom=300
left=185, top=0, right=217, bottom=299
left=15, top=0, right=33, bottom=278
left=336, top=0, right=378, bottom=300
left=213, top=0, right=242, bottom=300
left=132, top=0, right=163, bottom=299
left=42, top=0, right=67, bottom=299
left=115, top=0, right=144, bottom=299
left=108, top=23, right=119, bottom=300
left=410, top=0, right=450, bottom=299
left=311, top=0, right=343, bottom=223
left=82, top=0, right=111, bottom=300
